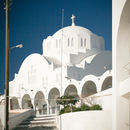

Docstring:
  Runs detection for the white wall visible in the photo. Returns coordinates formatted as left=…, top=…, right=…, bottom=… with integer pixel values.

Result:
left=91, top=88, right=112, bottom=111
left=113, top=0, right=130, bottom=130
left=0, top=105, right=5, bottom=130
left=58, top=111, right=111, bottom=130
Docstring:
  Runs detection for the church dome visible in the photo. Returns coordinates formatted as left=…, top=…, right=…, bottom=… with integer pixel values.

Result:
left=42, top=14, right=104, bottom=65
left=53, top=25, right=93, bottom=38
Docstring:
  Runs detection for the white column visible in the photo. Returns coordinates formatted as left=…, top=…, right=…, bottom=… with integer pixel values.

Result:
left=47, top=99, right=50, bottom=115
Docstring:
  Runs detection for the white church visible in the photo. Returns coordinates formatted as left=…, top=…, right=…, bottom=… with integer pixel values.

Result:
left=9, top=14, right=112, bottom=116
left=0, top=0, right=130, bottom=130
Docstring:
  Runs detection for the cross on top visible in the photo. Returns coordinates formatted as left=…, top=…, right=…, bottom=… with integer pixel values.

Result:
left=71, top=14, right=75, bottom=26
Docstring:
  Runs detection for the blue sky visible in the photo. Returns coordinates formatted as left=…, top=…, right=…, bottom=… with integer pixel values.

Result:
left=0, top=0, right=112, bottom=94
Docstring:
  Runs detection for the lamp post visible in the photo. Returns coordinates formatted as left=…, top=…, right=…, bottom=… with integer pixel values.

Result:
left=4, top=43, right=23, bottom=130
left=5, top=0, right=10, bottom=129
left=5, top=0, right=23, bottom=129
left=5, top=43, right=23, bottom=130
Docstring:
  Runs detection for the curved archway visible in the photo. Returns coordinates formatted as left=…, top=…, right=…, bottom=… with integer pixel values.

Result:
left=22, top=94, right=32, bottom=109
left=64, top=85, right=78, bottom=97
left=101, top=76, right=112, bottom=91
left=81, top=81, right=97, bottom=98
left=116, top=0, right=130, bottom=80
left=10, top=97, right=20, bottom=110
left=34, top=91, right=46, bottom=115
left=48, top=88, right=60, bottom=114
left=113, top=1, right=130, bottom=129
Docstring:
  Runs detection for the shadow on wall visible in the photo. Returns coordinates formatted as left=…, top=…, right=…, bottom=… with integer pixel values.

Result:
left=68, top=51, right=112, bottom=80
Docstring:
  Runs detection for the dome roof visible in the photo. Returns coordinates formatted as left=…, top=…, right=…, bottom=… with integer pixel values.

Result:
left=42, top=14, right=104, bottom=65
left=53, top=25, right=93, bottom=37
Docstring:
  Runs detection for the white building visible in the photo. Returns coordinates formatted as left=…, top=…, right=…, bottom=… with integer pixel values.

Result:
left=9, top=15, right=112, bottom=115
left=113, top=0, right=130, bottom=130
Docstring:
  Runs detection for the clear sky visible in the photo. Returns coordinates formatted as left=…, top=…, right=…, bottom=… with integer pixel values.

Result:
left=0, top=0, right=112, bottom=94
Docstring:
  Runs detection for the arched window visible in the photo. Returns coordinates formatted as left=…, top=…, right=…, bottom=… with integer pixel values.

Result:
left=56, top=40, right=58, bottom=48
left=71, top=38, right=74, bottom=46
left=68, top=38, right=70, bottom=47
left=84, top=39, right=86, bottom=46
left=81, top=38, right=83, bottom=47
left=59, top=39, right=61, bottom=48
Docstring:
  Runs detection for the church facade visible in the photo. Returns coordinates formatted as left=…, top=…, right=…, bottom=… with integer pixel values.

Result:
left=9, top=15, right=112, bottom=115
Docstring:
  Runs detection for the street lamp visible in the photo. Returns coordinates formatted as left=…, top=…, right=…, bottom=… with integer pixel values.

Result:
left=5, top=43, right=23, bottom=130
left=5, top=1, right=24, bottom=130
left=10, top=44, right=23, bottom=50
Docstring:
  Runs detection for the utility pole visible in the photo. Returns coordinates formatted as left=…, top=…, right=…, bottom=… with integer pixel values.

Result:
left=5, top=0, right=10, bottom=129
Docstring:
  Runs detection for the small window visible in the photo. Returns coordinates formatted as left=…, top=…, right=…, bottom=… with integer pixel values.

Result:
left=84, top=39, right=86, bottom=46
left=59, top=39, right=61, bottom=48
left=56, top=40, right=58, bottom=48
left=81, top=38, right=83, bottom=47
left=68, top=38, right=70, bottom=47
left=71, top=38, right=74, bottom=46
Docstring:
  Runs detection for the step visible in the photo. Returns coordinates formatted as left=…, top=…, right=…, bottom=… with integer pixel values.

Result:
left=26, top=116, right=56, bottom=122
left=21, top=120, right=55, bottom=125
left=33, top=116, right=56, bottom=120
left=35, top=114, right=56, bottom=118
left=13, top=125, right=58, bottom=130
left=13, top=114, right=57, bottom=129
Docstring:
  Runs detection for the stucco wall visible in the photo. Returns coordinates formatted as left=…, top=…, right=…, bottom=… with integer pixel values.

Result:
left=112, top=0, right=130, bottom=130
left=0, top=105, right=5, bottom=130
left=58, top=111, right=111, bottom=130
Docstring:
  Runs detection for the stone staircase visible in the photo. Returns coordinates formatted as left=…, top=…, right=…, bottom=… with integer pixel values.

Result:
left=12, top=114, right=58, bottom=130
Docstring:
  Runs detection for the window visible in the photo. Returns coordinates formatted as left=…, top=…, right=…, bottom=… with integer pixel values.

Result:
left=56, top=40, right=58, bottom=48
left=68, top=38, right=70, bottom=47
left=59, top=39, right=61, bottom=48
left=84, top=39, right=86, bottom=46
left=81, top=38, right=83, bottom=47
left=71, top=38, right=74, bottom=46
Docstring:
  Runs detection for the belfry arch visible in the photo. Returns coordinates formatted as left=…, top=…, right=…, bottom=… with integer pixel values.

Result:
left=81, top=81, right=97, bottom=98
left=101, top=76, right=112, bottom=91
left=22, top=94, right=32, bottom=109
left=34, top=91, right=46, bottom=115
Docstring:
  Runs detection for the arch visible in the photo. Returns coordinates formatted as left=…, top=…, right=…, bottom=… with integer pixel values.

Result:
left=34, top=91, right=46, bottom=115
left=80, top=75, right=99, bottom=93
left=68, top=38, right=70, bottom=47
left=116, top=0, right=130, bottom=80
left=48, top=88, right=60, bottom=114
left=84, top=38, right=86, bottom=46
left=101, top=76, right=112, bottom=91
left=81, top=80, right=97, bottom=98
left=22, top=94, right=32, bottom=109
left=71, top=38, right=74, bottom=46
left=64, top=85, right=78, bottom=97
left=48, top=88, right=60, bottom=106
left=10, top=97, right=20, bottom=110
left=81, top=38, right=83, bottom=47
left=56, top=39, right=58, bottom=48
left=59, top=39, right=61, bottom=48
left=113, top=1, right=130, bottom=130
